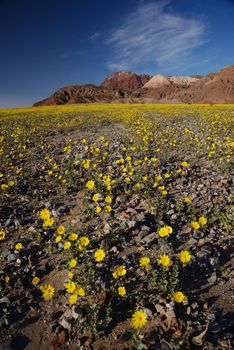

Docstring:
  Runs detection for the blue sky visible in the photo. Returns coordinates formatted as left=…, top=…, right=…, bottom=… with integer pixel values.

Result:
left=0, top=0, right=234, bottom=107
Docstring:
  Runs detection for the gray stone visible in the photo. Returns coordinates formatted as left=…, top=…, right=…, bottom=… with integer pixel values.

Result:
left=59, top=317, right=71, bottom=332
left=0, top=297, right=10, bottom=304
left=135, top=212, right=145, bottom=222
left=7, top=254, right=16, bottom=263
left=142, top=232, right=156, bottom=245
left=110, top=246, right=119, bottom=254
left=0, top=316, right=9, bottom=329
left=0, top=249, right=10, bottom=258
left=208, top=272, right=217, bottom=284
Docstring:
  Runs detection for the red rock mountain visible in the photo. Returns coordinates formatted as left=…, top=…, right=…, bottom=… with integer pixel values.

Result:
left=33, top=84, right=125, bottom=106
left=33, top=65, right=234, bottom=106
left=101, top=71, right=151, bottom=92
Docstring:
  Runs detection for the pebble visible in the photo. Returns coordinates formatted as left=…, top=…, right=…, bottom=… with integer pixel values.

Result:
left=0, top=249, right=10, bottom=258
left=142, top=232, right=156, bottom=245
left=7, top=254, right=17, bottom=263
left=59, top=317, right=71, bottom=332
left=208, top=272, right=217, bottom=284
left=0, top=297, right=10, bottom=304
left=135, top=212, right=145, bottom=222
left=0, top=316, right=9, bottom=329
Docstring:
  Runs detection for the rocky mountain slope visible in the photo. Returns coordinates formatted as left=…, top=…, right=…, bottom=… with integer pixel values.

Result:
left=33, top=65, right=234, bottom=105
left=143, top=74, right=200, bottom=88
left=101, top=71, right=151, bottom=92
left=33, top=84, right=124, bottom=106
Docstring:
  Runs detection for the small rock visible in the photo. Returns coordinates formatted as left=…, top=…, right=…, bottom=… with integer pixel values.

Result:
left=72, top=306, right=83, bottom=320
left=191, top=302, right=198, bottom=309
left=223, top=332, right=234, bottom=339
left=141, top=225, right=150, bottom=232
left=183, top=237, right=197, bottom=249
left=201, top=244, right=213, bottom=254
left=192, top=324, right=209, bottom=345
left=110, top=246, right=119, bottom=254
left=59, top=317, right=71, bottom=332
left=193, top=230, right=204, bottom=239
left=142, top=232, right=156, bottom=245
left=210, top=257, right=220, bottom=267
left=103, top=223, right=110, bottom=234
left=0, top=316, right=9, bottom=329
left=135, top=212, right=145, bottom=222
left=141, top=307, right=153, bottom=318
left=181, top=226, right=192, bottom=235
left=208, top=272, right=217, bottom=284
left=16, top=258, right=21, bottom=265
left=0, top=297, right=10, bottom=304
left=37, top=264, right=48, bottom=273
left=1, top=249, right=10, bottom=258
left=7, top=254, right=17, bottom=263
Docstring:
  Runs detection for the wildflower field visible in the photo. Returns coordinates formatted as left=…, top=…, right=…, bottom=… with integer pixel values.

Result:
left=0, top=104, right=233, bottom=349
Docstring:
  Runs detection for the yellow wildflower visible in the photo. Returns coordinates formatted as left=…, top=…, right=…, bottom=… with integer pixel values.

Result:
left=139, top=257, right=150, bottom=270
left=5, top=276, right=10, bottom=283
left=191, top=221, right=200, bottom=230
left=69, top=233, right=78, bottom=241
left=69, top=293, right=78, bottom=304
left=57, top=225, right=65, bottom=235
left=55, top=235, right=62, bottom=243
left=76, top=287, right=85, bottom=297
left=0, top=228, right=6, bottom=240
left=181, top=161, right=188, bottom=167
left=63, top=241, right=71, bottom=250
left=86, top=180, right=95, bottom=190
left=158, top=225, right=173, bottom=238
left=80, top=236, right=90, bottom=247
left=158, top=254, right=171, bottom=268
left=94, top=249, right=106, bottom=262
left=199, top=216, right=207, bottom=226
left=41, top=284, right=55, bottom=300
left=15, top=243, right=23, bottom=251
left=118, top=286, right=126, bottom=297
left=66, top=282, right=76, bottom=293
left=32, top=276, right=40, bottom=285
left=184, top=197, right=192, bottom=203
left=179, top=250, right=191, bottom=264
left=43, top=217, right=54, bottom=229
left=131, top=310, right=147, bottom=329
left=173, top=291, right=187, bottom=303
left=69, top=259, right=77, bottom=268
left=105, top=205, right=112, bottom=213
left=92, top=193, right=100, bottom=202
left=68, top=271, right=74, bottom=279
left=96, top=206, right=102, bottom=214
left=105, top=195, right=112, bottom=203
left=112, top=265, right=127, bottom=279
left=39, top=208, right=50, bottom=221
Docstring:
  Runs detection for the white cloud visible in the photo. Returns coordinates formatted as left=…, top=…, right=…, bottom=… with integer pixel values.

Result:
left=107, top=1, right=207, bottom=71
left=107, top=63, right=129, bottom=71
left=90, top=32, right=100, bottom=40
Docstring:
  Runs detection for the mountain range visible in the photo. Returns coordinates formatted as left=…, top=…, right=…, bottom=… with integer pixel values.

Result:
left=33, top=65, right=234, bottom=106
